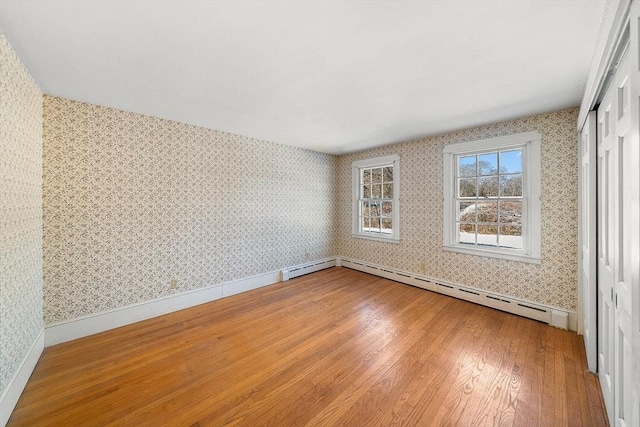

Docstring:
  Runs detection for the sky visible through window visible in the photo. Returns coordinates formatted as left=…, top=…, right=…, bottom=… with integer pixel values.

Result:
left=458, top=150, right=522, bottom=175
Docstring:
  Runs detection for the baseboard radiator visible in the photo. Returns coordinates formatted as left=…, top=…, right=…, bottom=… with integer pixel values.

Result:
left=280, top=258, right=337, bottom=281
left=338, top=257, right=573, bottom=330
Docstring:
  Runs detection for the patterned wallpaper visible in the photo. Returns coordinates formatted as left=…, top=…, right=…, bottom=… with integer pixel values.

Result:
left=0, top=35, right=43, bottom=395
left=43, top=96, right=337, bottom=324
left=336, top=108, right=579, bottom=311
left=43, top=99, right=579, bottom=324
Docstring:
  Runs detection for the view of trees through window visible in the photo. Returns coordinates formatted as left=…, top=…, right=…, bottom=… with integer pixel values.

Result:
left=360, top=165, right=394, bottom=234
left=456, top=149, right=523, bottom=249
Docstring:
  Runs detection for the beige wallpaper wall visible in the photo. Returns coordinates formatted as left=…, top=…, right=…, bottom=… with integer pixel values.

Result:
left=43, top=96, right=337, bottom=324
left=43, top=101, right=579, bottom=324
left=336, top=108, right=579, bottom=311
left=0, top=35, right=43, bottom=394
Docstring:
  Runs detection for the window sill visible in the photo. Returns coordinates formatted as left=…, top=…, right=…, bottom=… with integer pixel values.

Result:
left=352, top=233, right=400, bottom=244
left=443, top=244, right=541, bottom=264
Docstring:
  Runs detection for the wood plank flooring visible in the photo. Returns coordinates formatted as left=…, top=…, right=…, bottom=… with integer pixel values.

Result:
left=8, top=267, right=608, bottom=426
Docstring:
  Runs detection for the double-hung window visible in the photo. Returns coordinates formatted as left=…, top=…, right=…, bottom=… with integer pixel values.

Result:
left=443, top=132, right=541, bottom=263
left=352, top=154, right=400, bottom=243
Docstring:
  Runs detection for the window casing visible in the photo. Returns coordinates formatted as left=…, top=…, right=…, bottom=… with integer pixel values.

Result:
left=352, top=154, right=400, bottom=243
left=443, top=132, right=541, bottom=263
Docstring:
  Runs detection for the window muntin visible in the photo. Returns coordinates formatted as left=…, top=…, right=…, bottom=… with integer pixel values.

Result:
left=443, top=132, right=541, bottom=263
left=352, top=155, right=400, bottom=242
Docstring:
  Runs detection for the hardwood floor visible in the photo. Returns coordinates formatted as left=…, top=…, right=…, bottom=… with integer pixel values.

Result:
left=8, top=267, right=608, bottom=426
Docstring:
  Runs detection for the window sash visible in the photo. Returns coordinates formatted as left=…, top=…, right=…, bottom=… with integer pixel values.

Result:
left=453, top=147, right=525, bottom=251
left=358, top=197, right=394, bottom=235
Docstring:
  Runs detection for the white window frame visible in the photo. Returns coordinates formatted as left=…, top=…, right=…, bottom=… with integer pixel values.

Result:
left=443, top=131, right=541, bottom=264
left=352, top=154, right=400, bottom=243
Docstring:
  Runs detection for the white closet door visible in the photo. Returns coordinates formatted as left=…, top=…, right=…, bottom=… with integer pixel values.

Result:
left=597, top=35, right=639, bottom=426
left=624, top=2, right=640, bottom=425
left=579, top=110, right=597, bottom=373
left=610, top=48, right=635, bottom=427
left=587, top=3, right=640, bottom=425
left=597, top=83, right=617, bottom=424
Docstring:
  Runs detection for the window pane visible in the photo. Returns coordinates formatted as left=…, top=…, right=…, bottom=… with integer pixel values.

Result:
left=383, top=166, right=393, bottom=182
left=499, top=174, right=522, bottom=197
left=459, top=223, right=475, bottom=244
left=500, top=225, right=522, bottom=249
left=477, top=224, right=498, bottom=246
left=478, top=152, right=498, bottom=175
left=363, top=184, right=371, bottom=198
left=370, top=216, right=380, bottom=229
left=381, top=201, right=392, bottom=217
left=362, top=217, right=370, bottom=229
left=459, top=155, right=476, bottom=177
left=381, top=218, right=392, bottom=232
left=369, top=201, right=380, bottom=216
left=371, top=184, right=382, bottom=198
left=478, top=176, right=498, bottom=197
left=458, top=201, right=476, bottom=222
left=371, top=167, right=382, bottom=183
left=363, top=169, right=371, bottom=184
left=361, top=201, right=370, bottom=216
left=383, top=183, right=393, bottom=198
left=499, top=201, right=522, bottom=224
left=476, top=201, right=498, bottom=223
left=500, top=150, right=522, bottom=173
left=458, top=178, right=476, bottom=197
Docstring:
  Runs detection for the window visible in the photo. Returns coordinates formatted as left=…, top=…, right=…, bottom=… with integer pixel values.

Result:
left=352, top=154, right=400, bottom=243
left=443, top=131, right=541, bottom=263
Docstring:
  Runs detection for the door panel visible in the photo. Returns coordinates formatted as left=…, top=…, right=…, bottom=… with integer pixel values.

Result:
left=579, top=110, right=597, bottom=372
left=593, top=4, right=640, bottom=426
left=612, top=50, right=634, bottom=427
left=597, top=93, right=616, bottom=424
left=598, top=44, right=638, bottom=427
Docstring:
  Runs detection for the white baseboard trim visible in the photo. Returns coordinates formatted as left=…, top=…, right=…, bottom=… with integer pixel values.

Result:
left=0, top=328, right=44, bottom=427
left=338, top=257, right=576, bottom=331
left=45, top=258, right=337, bottom=346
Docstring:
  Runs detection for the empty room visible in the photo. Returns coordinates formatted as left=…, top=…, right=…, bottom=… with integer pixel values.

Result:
left=1, top=0, right=639, bottom=426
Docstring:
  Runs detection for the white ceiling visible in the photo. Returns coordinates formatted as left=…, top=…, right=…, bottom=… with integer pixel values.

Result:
left=0, top=0, right=606, bottom=154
